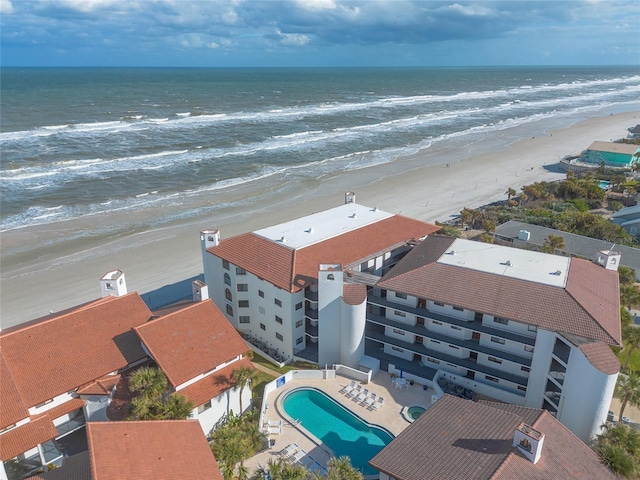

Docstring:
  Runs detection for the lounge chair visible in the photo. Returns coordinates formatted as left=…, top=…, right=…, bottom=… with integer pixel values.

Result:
left=363, top=392, right=376, bottom=408
left=287, top=449, right=307, bottom=465
left=279, top=443, right=299, bottom=458
left=355, top=388, right=369, bottom=403
left=347, top=384, right=361, bottom=399
left=370, top=396, right=384, bottom=411
left=340, top=380, right=356, bottom=395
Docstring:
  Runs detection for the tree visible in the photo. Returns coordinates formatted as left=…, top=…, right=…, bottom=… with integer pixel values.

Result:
left=619, top=266, right=637, bottom=285
left=460, top=208, right=473, bottom=230
left=622, top=326, right=640, bottom=373
left=541, top=234, right=565, bottom=254
left=593, top=423, right=640, bottom=478
left=231, top=365, right=256, bottom=414
left=212, top=411, right=265, bottom=479
left=128, top=366, right=167, bottom=401
left=320, top=456, right=363, bottom=480
left=505, top=187, right=516, bottom=202
left=162, top=394, right=194, bottom=420
left=621, top=284, right=640, bottom=310
left=615, top=372, right=640, bottom=422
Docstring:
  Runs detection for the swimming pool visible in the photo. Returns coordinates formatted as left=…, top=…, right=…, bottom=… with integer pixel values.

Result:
left=281, top=387, right=394, bottom=475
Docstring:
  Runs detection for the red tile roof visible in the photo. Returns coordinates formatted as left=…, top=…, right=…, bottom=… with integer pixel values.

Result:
left=178, top=357, right=254, bottom=407
left=33, top=398, right=85, bottom=422
left=343, top=283, right=367, bottom=305
left=0, top=416, right=59, bottom=461
left=578, top=342, right=621, bottom=375
left=369, top=395, right=616, bottom=480
left=134, top=301, right=249, bottom=388
left=377, top=237, right=621, bottom=345
left=0, top=293, right=152, bottom=407
left=77, top=374, right=122, bottom=396
left=209, top=214, right=439, bottom=292
left=0, top=356, right=29, bottom=429
left=87, top=420, right=222, bottom=480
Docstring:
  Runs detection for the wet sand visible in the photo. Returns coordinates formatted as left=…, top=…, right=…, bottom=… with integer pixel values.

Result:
left=1, top=111, right=637, bottom=328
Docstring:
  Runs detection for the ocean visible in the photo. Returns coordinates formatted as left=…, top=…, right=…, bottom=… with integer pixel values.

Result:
left=1, top=66, right=639, bottom=245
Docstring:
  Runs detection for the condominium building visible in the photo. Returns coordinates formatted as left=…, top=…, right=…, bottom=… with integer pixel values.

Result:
left=200, top=193, right=439, bottom=367
left=367, top=235, right=621, bottom=442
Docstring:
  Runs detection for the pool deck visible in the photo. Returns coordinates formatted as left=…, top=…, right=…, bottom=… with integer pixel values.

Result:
left=244, top=371, right=437, bottom=474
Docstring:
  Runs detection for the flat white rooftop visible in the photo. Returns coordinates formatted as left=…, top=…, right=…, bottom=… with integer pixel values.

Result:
left=437, top=238, right=570, bottom=288
left=254, top=203, right=393, bottom=249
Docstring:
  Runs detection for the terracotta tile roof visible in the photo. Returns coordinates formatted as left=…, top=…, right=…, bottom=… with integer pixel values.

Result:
left=0, top=416, right=58, bottom=461
left=578, top=342, right=621, bottom=375
left=178, top=357, right=254, bottom=407
left=86, top=420, right=222, bottom=480
left=0, top=293, right=152, bottom=407
left=369, top=395, right=615, bottom=480
left=209, top=215, right=439, bottom=292
left=77, top=374, right=122, bottom=396
left=343, top=283, right=368, bottom=306
left=134, top=301, right=249, bottom=388
left=33, top=398, right=85, bottom=422
left=377, top=237, right=621, bottom=345
left=0, top=356, right=29, bottom=429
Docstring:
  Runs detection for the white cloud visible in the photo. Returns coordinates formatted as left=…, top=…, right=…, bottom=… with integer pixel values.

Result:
left=295, top=0, right=337, bottom=12
left=0, top=0, right=13, bottom=14
left=279, top=31, right=310, bottom=46
left=58, top=0, right=121, bottom=12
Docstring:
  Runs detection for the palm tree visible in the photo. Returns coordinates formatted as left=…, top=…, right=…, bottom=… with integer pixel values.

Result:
left=162, top=394, right=194, bottom=419
left=129, top=366, right=168, bottom=401
left=621, top=284, right=640, bottom=310
left=593, top=422, right=640, bottom=478
left=505, top=187, right=516, bottom=202
left=615, top=371, right=640, bottom=422
left=231, top=365, right=256, bottom=414
left=323, top=456, right=363, bottom=480
left=622, top=326, right=640, bottom=372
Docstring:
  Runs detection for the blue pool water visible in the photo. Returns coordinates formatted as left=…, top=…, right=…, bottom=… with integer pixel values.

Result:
left=282, top=387, right=394, bottom=475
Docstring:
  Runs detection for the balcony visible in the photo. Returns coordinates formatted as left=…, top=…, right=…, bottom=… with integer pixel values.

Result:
left=368, top=294, right=536, bottom=346
left=552, top=338, right=571, bottom=364
left=305, top=289, right=318, bottom=302
left=305, top=308, right=318, bottom=320
left=365, top=326, right=528, bottom=387
left=548, top=358, right=566, bottom=386
left=367, top=312, right=532, bottom=367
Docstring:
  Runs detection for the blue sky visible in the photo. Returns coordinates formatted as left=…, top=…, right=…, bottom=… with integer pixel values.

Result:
left=1, top=0, right=638, bottom=67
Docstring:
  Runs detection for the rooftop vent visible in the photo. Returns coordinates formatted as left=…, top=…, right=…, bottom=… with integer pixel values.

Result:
left=372, top=206, right=379, bottom=212
left=552, top=270, right=562, bottom=276
left=350, top=213, right=357, bottom=219
left=306, top=227, right=314, bottom=234
left=505, top=260, right=513, bottom=267
left=279, top=236, right=287, bottom=243
left=446, top=250, right=457, bottom=255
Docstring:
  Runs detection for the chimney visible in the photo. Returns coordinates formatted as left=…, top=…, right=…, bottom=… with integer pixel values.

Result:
left=345, top=191, right=356, bottom=204
left=99, top=270, right=127, bottom=298
left=513, top=423, right=544, bottom=464
left=201, top=230, right=220, bottom=249
left=192, top=280, right=209, bottom=302
left=594, top=249, right=621, bottom=271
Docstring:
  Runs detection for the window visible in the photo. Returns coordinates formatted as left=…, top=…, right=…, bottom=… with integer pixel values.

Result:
left=276, top=333, right=283, bottom=341
left=226, top=305, right=234, bottom=316
left=295, top=320, right=303, bottom=328
left=274, top=298, right=282, bottom=307
left=224, top=273, right=231, bottom=286
left=449, top=345, right=459, bottom=350
left=198, top=400, right=212, bottom=414
left=239, top=316, right=250, bottom=324
left=260, top=323, right=266, bottom=331
left=296, top=336, right=304, bottom=345
left=453, top=306, right=464, bottom=311
left=432, top=320, right=442, bottom=326
left=239, top=300, right=249, bottom=308
left=488, top=356, right=502, bottom=364
left=434, top=301, right=444, bottom=307
left=259, top=307, right=265, bottom=315
left=521, top=366, right=530, bottom=372
left=275, top=315, right=283, bottom=324
left=259, top=290, right=265, bottom=298
left=394, top=310, right=406, bottom=317
left=490, top=336, right=506, bottom=345
left=223, top=260, right=230, bottom=270
left=430, top=339, right=441, bottom=344
left=392, top=328, right=405, bottom=335
left=295, top=302, right=303, bottom=310
left=524, top=345, right=534, bottom=353
left=237, top=284, right=248, bottom=292
left=528, top=325, right=538, bottom=332
left=486, top=376, right=499, bottom=383
left=225, top=288, right=232, bottom=301
left=494, top=317, right=509, bottom=325
left=236, top=267, right=246, bottom=275
left=391, top=346, right=404, bottom=352
left=451, top=325, right=461, bottom=331
left=518, top=385, right=527, bottom=392
left=396, top=292, right=407, bottom=299
left=427, top=357, right=440, bottom=364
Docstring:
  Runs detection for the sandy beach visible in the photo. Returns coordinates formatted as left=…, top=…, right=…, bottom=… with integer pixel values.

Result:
left=1, top=110, right=637, bottom=329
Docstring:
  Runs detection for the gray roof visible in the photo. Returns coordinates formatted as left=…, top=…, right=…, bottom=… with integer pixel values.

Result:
left=493, top=220, right=640, bottom=272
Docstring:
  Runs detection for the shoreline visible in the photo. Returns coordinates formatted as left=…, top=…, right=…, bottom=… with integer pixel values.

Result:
left=1, top=110, right=637, bottom=328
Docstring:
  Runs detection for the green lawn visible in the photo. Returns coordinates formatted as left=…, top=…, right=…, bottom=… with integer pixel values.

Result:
left=615, top=346, right=640, bottom=373
left=250, top=351, right=317, bottom=375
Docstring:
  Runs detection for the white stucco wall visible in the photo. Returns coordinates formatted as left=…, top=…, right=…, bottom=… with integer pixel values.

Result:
left=318, top=267, right=343, bottom=367
left=340, top=298, right=366, bottom=368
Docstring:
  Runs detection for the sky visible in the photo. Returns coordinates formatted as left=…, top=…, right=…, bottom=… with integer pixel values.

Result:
left=1, top=0, right=638, bottom=67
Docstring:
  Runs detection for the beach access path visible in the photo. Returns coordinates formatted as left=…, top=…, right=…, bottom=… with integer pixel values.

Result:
left=1, top=111, right=638, bottom=328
